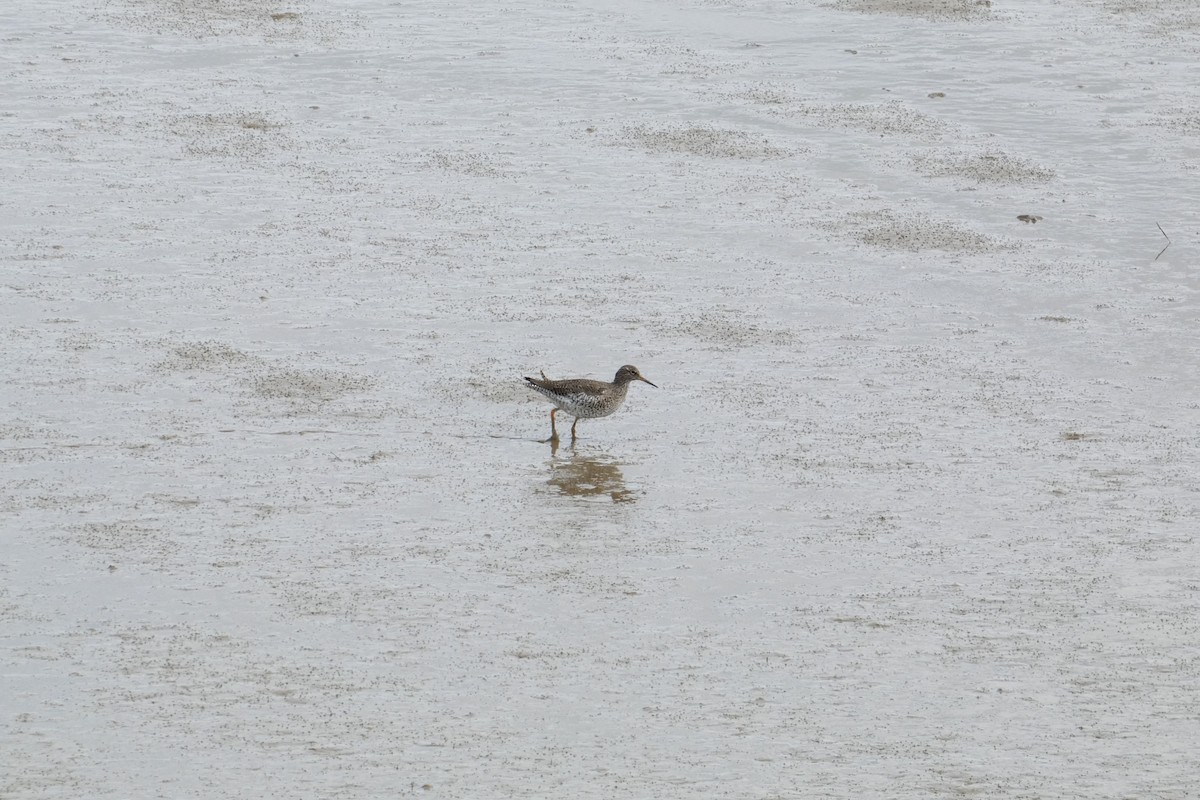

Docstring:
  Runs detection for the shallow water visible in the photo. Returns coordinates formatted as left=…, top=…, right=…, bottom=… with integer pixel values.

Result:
left=3, top=0, right=1199, bottom=797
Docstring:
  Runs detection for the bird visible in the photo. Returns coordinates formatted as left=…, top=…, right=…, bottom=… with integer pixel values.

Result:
left=524, top=365, right=657, bottom=441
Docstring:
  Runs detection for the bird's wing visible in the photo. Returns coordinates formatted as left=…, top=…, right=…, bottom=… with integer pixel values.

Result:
left=525, top=376, right=608, bottom=397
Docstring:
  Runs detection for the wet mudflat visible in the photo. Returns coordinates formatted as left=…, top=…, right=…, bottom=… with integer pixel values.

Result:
left=3, top=0, right=1199, bottom=797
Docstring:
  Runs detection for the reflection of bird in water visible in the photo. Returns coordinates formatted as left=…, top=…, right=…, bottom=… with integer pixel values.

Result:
left=545, top=440, right=636, bottom=504
left=524, top=365, right=657, bottom=441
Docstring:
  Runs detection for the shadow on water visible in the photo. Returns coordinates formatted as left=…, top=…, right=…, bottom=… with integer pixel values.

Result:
left=543, top=437, right=638, bottom=504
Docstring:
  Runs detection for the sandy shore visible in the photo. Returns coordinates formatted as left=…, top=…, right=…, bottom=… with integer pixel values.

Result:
left=3, top=0, right=1199, bottom=797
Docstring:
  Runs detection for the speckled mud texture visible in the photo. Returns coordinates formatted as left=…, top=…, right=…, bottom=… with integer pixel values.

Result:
left=3, top=0, right=1199, bottom=798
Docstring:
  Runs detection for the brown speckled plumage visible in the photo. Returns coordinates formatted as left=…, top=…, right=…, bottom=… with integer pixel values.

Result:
left=524, top=365, right=657, bottom=440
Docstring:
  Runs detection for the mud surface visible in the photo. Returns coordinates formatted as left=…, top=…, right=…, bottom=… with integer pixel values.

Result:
left=3, top=0, right=1199, bottom=797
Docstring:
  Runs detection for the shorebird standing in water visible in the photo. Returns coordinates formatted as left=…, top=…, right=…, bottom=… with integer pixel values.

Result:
left=524, top=365, right=657, bottom=441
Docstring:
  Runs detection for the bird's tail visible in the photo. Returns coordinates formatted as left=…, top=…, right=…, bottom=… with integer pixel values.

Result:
left=524, top=370, right=550, bottom=388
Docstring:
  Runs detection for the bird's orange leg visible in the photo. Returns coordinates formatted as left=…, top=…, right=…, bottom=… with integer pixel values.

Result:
left=549, top=408, right=559, bottom=440
left=570, top=418, right=579, bottom=439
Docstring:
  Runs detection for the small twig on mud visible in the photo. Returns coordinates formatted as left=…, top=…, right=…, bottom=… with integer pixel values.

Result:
left=1155, top=222, right=1171, bottom=261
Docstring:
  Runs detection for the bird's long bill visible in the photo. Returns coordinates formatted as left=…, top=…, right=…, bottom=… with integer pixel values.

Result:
left=640, top=376, right=658, bottom=388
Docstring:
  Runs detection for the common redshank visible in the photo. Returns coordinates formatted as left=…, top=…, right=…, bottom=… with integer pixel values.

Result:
left=524, top=365, right=657, bottom=440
